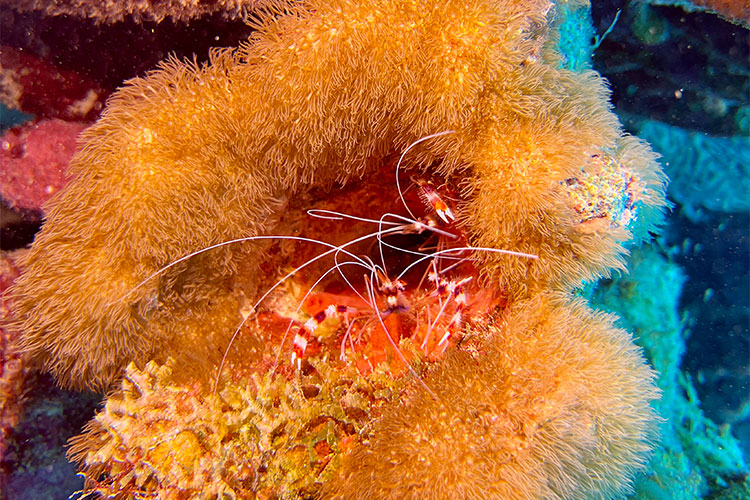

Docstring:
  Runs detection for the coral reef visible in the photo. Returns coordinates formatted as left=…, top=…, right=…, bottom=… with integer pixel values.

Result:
left=647, top=0, right=750, bottom=27
left=7, top=0, right=670, bottom=497
left=323, top=293, right=658, bottom=500
left=0, top=119, right=86, bottom=212
left=0, top=250, right=26, bottom=463
left=0, top=45, right=106, bottom=122
left=70, top=353, right=408, bottom=498
left=590, top=2, right=749, bottom=467
left=635, top=120, right=750, bottom=220
left=71, top=292, right=660, bottom=500
left=592, top=246, right=749, bottom=499
left=0, top=0, right=271, bottom=23
left=10, top=0, right=665, bottom=390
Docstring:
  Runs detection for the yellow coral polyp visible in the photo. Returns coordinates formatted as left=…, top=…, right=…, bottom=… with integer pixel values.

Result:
left=138, top=126, right=154, bottom=145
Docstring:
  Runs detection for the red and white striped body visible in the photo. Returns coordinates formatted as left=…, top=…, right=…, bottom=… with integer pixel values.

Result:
left=415, top=179, right=455, bottom=224
left=291, top=303, right=357, bottom=369
left=427, top=274, right=472, bottom=351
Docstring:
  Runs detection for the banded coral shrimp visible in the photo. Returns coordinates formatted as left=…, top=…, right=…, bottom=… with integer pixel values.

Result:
left=281, top=208, right=512, bottom=370
left=209, top=178, right=537, bottom=401
left=114, top=132, right=538, bottom=404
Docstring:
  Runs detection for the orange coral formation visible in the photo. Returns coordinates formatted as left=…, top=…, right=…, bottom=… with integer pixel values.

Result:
left=7, top=0, right=668, bottom=497
left=10, top=0, right=665, bottom=390
left=72, top=293, right=659, bottom=499
left=324, top=293, right=659, bottom=500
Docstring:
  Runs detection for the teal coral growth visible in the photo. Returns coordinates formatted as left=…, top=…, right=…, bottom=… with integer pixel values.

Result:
left=636, top=120, right=750, bottom=220
left=592, top=247, right=749, bottom=499
left=554, top=0, right=596, bottom=71
left=554, top=4, right=750, bottom=498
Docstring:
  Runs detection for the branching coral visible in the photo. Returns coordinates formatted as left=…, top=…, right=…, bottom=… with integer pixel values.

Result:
left=7, top=0, right=668, bottom=497
left=70, top=356, right=407, bottom=498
